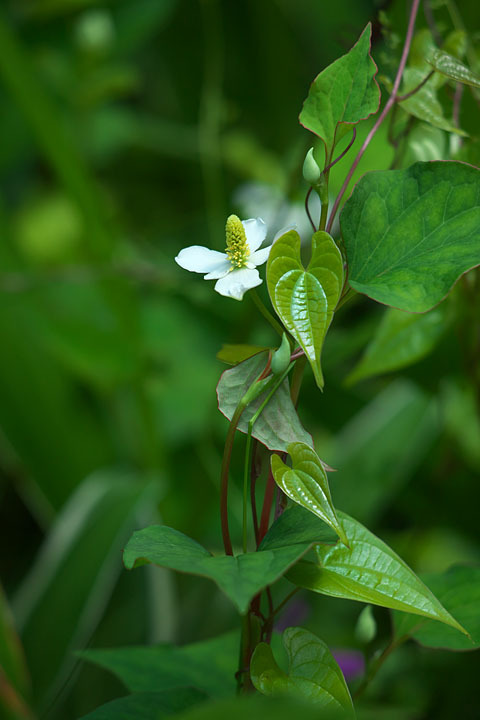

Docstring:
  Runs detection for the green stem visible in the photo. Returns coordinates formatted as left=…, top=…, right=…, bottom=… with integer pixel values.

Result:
left=242, top=364, right=294, bottom=553
left=353, top=636, right=407, bottom=700
left=250, top=289, right=285, bottom=337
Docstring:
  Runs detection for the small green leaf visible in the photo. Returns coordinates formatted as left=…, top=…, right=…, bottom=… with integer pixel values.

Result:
left=398, top=68, right=467, bottom=135
left=267, top=230, right=343, bottom=388
left=79, top=688, right=206, bottom=719
left=287, top=512, right=467, bottom=634
left=217, top=352, right=312, bottom=451
left=216, top=344, right=269, bottom=365
left=81, top=632, right=238, bottom=699
left=427, top=50, right=480, bottom=89
left=251, top=627, right=354, bottom=715
left=124, top=524, right=316, bottom=615
left=340, top=161, right=480, bottom=312
left=271, top=443, right=347, bottom=545
left=394, top=565, right=480, bottom=650
left=346, top=305, right=446, bottom=384
left=300, top=23, right=380, bottom=153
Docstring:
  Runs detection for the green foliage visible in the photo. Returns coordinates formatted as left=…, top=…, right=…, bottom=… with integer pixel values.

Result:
left=300, top=23, right=380, bottom=154
left=341, top=162, right=480, bottom=312
left=124, top=522, right=324, bottom=614
left=287, top=512, right=466, bottom=632
left=251, top=627, right=353, bottom=714
left=346, top=305, right=446, bottom=384
left=80, top=688, right=207, bottom=720
left=427, top=50, right=480, bottom=89
left=217, top=352, right=312, bottom=450
left=394, top=565, right=480, bottom=650
left=271, top=442, right=347, bottom=545
left=267, top=230, right=343, bottom=388
left=82, top=632, right=238, bottom=698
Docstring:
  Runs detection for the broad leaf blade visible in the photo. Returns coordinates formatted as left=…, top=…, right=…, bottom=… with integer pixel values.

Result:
left=394, top=565, right=480, bottom=650
left=300, top=23, right=380, bottom=153
left=251, top=627, right=354, bottom=715
left=259, top=505, right=337, bottom=551
left=79, top=688, right=206, bottom=719
left=287, top=512, right=467, bottom=633
left=216, top=344, right=269, bottom=365
left=271, top=443, right=347, bottom=545
left=427, top=50, right=480, bottom=89
left=267, top=230, right=343, bottom=388
left=81, top=632, right=238, bottom=699
left=346, top=305, right=446, bottom=384
left=217, top=352, right=313, bottom=451
left=340, top=161, right=480, bottom=312
left=123, top=525, right=314, bottom=614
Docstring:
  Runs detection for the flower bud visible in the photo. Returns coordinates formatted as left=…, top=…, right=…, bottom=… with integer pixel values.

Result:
left=271, top=333, right=291, bottom=375
left=303, top=147, right=322, bottom=186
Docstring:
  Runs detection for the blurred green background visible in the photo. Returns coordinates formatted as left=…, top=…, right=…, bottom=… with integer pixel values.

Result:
left=0, top=0, right=479, bottom=718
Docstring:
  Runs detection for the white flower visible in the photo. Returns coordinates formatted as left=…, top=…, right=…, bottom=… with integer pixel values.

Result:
left=175, top=215, right=272, bottom=301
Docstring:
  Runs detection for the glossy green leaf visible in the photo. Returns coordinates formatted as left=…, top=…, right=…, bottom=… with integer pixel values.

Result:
left=267, top=230, right=343, bottom=388
left=79, top=688, right=206, bottom=720
left=346, top=305, right=446, bottom=384
left=341, top=161, right=480, bottom=312
left=81, top=632, right=238, bottom=699
left=394, top=565, right=480, bottom=651
left=300, top=23, right=380, bottom=153
left=216, top=344, right=269, bottom=365
left=287, top=512, right=467, bottom=633
left=251, top=627, right=353, bottom=715
left=124, top=523, right=316, bottom=614
left=271, top=443, right=347, bottom=545
left=13, top=472, right=155, bottom=711
left=427, top=50, right=480, bottom=89
left=217, top=352, right=312, bottom=451
left=398, top=68, right=466, bottom=135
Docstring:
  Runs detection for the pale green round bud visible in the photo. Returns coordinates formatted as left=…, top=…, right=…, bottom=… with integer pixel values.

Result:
left=303, top=147, right=322, bottom=186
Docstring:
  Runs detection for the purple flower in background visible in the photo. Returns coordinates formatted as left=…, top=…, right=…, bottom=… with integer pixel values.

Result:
left=333, top=649, right=365, bottom=681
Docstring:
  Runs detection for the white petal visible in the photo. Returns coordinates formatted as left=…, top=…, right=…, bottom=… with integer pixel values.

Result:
left=249, top=245, right=271, bottom=267
left=273, top=223, right=297, bottom=242
left=242, top=217, right=267, bottom=254
left=214, top=268, right=262, bottom=301
left=204, top=259, right=232, bottom=279
left=175, top=246, right=228, bottom=275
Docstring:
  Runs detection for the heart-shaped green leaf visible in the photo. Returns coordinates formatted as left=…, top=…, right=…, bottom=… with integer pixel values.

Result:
left=267, top=230, right=343, bottom=388
left=217, top=352, right=312, bottom=451
left=300, top=23, right=380, bottom=153
left=346, top=305, right=446, bottom=384
left=287, top=512, right=467, bottom=633
left=251, top=627, right=354, bottom=715
left=394, top=565, right=480, bottom=651
left=341, top=161, right=480, bottom=312
left=271, top=443, right=347, bottom=545
left=124, top=524, right=320, bottom=615
left=427, top=50, right=480, bottom=89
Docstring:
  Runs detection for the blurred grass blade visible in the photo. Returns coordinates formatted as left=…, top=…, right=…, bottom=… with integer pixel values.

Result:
left=13, top=471, right=156, bottom=713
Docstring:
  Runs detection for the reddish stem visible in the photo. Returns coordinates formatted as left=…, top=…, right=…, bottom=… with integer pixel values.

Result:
left=326, top=0, right=421, bottom=233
